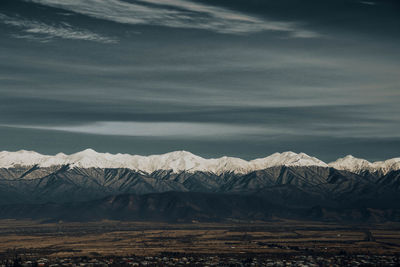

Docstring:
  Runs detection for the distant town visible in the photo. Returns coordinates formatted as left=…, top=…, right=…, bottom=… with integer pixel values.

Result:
left=1, top=253, right=399, bottom=267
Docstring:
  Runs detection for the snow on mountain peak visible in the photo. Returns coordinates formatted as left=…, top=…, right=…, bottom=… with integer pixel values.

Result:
left=0, top=149, right=398, bottom=174
left=328, top=155, right=400, bottom=174
left=250, top=151, right=328, bottom=169
left=328, top=155, right=371, bottom=171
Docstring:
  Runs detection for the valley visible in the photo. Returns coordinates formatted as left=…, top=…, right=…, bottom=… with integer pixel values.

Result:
left=0, top=219, right=400, bottom=258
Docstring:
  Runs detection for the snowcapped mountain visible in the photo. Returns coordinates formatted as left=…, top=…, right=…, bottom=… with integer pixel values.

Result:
left=0, top=148, right=399, bottom=218
left=328, top=155, right=400, bottom=174
left=0, top=149, right=399, bottom=222
left=0, top=149, right=398, bottom=174
left=0, top=149, right=328, bottom=174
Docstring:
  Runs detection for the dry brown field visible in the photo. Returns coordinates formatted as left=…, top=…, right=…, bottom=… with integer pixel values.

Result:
left=0, top=219, right=399, bottom=258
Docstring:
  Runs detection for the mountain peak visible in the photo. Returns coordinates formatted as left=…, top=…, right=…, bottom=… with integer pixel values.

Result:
left=160, top=150, right=199, bottom=159
left=250, top=151, right=328, bottom=169
left=327, top=155, right=400, bottom=174
left=80, top=148, right=98, bottom=153
left=72, top=148, right=100, bottom=156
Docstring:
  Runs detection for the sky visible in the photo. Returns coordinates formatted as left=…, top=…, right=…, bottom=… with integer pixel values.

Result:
left=0, top=0, right=399, bottom=161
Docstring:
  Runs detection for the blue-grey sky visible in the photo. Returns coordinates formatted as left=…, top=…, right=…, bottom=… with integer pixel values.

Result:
left=0, top=0, right=399, bottom=161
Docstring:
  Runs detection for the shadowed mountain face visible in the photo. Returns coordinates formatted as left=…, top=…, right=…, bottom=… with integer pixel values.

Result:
left=0, top=192, right=284, bottom=222
left=0, top=165, right=399, bottom=222
left=0, top=191, right=399, bottom=223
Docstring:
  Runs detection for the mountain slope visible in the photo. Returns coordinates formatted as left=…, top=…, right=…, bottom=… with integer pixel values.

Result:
left=0, top=149, right=399, bottom=222
left=0, top=191, right=399, bottom=223
left=0, top=165, right=399, bottom=208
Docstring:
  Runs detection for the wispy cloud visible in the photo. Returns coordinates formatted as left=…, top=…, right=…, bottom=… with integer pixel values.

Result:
left=0, top=14, right=117, bottom=43
left=1, top=122, right=268, bottom=137
left=359, top=1, right=376, bottom=6
left=26, top=0, right=319, bottom=37
left=3, top=111, right=400, bottom=139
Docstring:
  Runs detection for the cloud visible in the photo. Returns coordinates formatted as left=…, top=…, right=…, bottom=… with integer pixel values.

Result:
left=2, top=103, right=400, bottom=140
left=0, top=13, right=117, bottom=43
left=359, top=1, right=376, bottom=5
left=25, top=0, right=319, bottom=37
left=1, top=121, right=268, bottom=137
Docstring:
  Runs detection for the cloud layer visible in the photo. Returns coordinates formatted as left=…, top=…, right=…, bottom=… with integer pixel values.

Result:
left=0, top=0, right=399, bottom=161
left=3, top=121, right=267, bottom=137
left=26, top=0, right=318, bottom=37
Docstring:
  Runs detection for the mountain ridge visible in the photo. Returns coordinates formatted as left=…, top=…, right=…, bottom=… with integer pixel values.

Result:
left=1, top=149, right=399, bottom=175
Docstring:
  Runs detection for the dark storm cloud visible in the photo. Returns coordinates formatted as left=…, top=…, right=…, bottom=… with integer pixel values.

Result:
left=0, top=0, right=399, bottom=161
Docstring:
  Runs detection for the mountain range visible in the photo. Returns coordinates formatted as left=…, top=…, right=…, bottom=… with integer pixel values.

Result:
left=0, top=149, right=399, bottom=222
